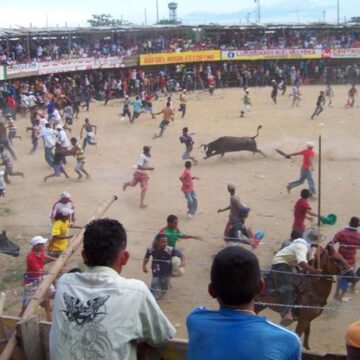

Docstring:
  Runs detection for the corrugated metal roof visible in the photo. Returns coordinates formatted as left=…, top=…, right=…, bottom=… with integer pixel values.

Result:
left=0, top=23, right=359, bottom=38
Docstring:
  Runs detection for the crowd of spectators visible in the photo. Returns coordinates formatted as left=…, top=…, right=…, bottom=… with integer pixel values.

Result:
left=0, top=59, right=359, bottom=119
left=1, top=26, right=360, bottom=66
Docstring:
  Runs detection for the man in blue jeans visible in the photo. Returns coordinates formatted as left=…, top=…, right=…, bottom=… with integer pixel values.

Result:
left=187, top=247, right=301, bottom=360
left=179, top=160, right=199, bottom=218
left=143, top=233, right=185, bottom=300
left=287, top=141, right=316, bottom=197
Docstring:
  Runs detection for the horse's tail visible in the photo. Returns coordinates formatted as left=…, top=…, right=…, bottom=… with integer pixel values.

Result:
left=252, top=125, right=263, bottom=139
left=199, top=144, right=208, bottom=153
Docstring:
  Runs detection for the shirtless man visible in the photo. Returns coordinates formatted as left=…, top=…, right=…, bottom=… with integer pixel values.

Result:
left=80, top=118, right=97, bottom=151
left=153, top=102, right=173, bottom=139
left=178, top=90, right=187, bottom=118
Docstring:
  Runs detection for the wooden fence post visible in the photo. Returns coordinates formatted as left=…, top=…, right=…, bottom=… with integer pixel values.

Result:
left=16, top=316, right=45, bottom=360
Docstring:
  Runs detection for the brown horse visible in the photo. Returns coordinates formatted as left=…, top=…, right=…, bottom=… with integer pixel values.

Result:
left=255, top=245, right=351, bottom=349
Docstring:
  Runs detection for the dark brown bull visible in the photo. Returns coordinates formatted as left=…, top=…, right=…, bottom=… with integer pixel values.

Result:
left=200, top=125, right=265, bottom=159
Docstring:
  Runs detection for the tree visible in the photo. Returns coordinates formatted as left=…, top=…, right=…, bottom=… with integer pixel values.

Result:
left=350, top=16, right=360, bottom=22
left=87, top=14, right=131, bottom=27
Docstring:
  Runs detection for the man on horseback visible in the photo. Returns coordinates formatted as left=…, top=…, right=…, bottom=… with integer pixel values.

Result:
left=271, top=228, right=323, bottom=326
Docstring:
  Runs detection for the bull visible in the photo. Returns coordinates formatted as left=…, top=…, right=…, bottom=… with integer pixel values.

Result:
left=200, top=125, right=265, bottom=159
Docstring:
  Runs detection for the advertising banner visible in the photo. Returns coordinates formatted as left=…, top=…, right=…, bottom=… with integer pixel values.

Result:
left=322, top=47, right=360, bottom=59
left=140, top=50, right=221, bottom=66
left=221, top=48, right=322, bottom=60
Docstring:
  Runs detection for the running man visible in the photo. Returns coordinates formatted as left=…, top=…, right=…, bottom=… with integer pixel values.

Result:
left=325, top=84, right=334, bottom=107
left=289, top=86, right=301, bottom=107
left=27, top=119, right=40, bottom=155
left=153, top=102, right=173, bottom=139
left=143, top=233, right=185, bottom=300
left=0, top=145, right=24, bottom=184
left=6, top=116, right=21, bottom=145
left=310, top=91, right=325, bottom=119
left=178, top=90, right=187, bottom=118
left=346, top=84, right=357, bottom=108
left=67, top=137, right=90, bottom=180
left=123, top=145, right=154, bottom=209
left=240, top=91, right=251, bottom=117
left=80, top=118, right=97, bottom=151
left=179, top=160, right=199, bottom=218
left=131, top=96, right=143, bottom=124
left=271, top=80, right=278, bottom=104
left=121, top=95, right=132, bottom=121
left=179, top=127, right=197, bottom=164
left=43, top=143, right=70, bottom=182
left=286, top=142, right=316, bottom=197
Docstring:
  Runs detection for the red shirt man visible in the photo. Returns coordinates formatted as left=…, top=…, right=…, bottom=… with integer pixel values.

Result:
left=292, top=189, right=319, bottom=232
left=299, top=148, right=314, bottom=170
left=331, top=217, right=360, bottom=267
left=179, top=167, right=194, bottom=193
left=24, top=236, right=56, bottom=283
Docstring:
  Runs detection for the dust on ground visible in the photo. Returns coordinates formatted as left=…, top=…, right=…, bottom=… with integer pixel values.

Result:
left=1, top=85, right=359, bottom=353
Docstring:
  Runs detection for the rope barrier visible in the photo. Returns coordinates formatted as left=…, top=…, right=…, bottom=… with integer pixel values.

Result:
left=3, top=283, right=360, bottom=315
left=4, top=225, right=360, bottom=249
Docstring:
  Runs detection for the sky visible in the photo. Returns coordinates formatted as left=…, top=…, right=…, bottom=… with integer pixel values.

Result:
left=0, top=0, right=357, bottom=28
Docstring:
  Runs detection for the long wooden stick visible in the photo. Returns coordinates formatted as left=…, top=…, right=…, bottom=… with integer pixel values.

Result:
left=0, top=195, right=118, bottom=360
left=317, top=136, right=322, bottom=268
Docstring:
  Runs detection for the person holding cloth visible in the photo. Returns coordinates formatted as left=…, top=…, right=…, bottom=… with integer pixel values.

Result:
left=286, top=141, right=316, bottom=197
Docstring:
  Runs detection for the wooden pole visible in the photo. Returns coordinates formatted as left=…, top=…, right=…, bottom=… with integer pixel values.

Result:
left=0, top=195, right=118, bottom=360
left=317, top=136, right=322, bottom=268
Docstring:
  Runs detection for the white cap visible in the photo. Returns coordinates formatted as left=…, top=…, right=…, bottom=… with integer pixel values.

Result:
left=56, top=124, right=63, bottom=130
left=60, top=191, right=71, bottom=199
left=30, top=236, right=48, bottom=246
left=306, top=141, right=314, bottom=148
left=59, top=207, right=74, bottom=216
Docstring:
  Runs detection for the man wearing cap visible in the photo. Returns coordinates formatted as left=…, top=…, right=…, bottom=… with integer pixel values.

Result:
left=123, top=146, right=154, bottom=209
left=286, top=142, right=316, bottom=197
left=50, top=191, right=75, bottom=223
left=218, top=182, right=252, bottom=245
left=329, top=217, right=360, bottom=302
left=346, top=321, right=360, bottom=359
left=271, top=229, right=322, bottom=326
left=48, top=208, right=75, bottom=257
left=21, top=236, right=56, bottom=321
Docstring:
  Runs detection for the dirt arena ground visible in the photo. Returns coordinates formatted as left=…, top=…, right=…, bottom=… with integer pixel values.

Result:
left=1, top=84, right=359, bottom=353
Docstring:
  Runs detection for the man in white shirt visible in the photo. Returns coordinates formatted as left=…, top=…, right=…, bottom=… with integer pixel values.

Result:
left=123, top=146, right=154, bottom=208
left=271, top=228, right=322, bottom=326
left=50, top=218, right=175, bottom=360
left=56, top=125, right=70, bottom=149
left=38, top=123, right=58, bottom=167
